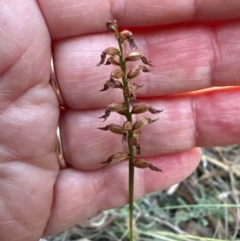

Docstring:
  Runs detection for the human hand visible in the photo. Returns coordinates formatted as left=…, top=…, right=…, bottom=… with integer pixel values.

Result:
left=1, top=1, right=240, bottom=240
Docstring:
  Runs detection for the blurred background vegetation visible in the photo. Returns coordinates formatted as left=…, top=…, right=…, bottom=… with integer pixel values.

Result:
left=44, top=145, right=240, bottom=241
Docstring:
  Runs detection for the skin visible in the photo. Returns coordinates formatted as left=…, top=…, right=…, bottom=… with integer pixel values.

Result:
left=1, top=0, right=240, bottom=240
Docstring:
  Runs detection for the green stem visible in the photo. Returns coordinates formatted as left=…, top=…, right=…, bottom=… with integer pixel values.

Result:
left=114, top=21, right=135, bottom=241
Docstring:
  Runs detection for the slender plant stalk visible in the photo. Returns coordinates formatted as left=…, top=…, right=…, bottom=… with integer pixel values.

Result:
left=114, top=23, right=135, bottom=241
left=97, top=20, right=163, bottom=241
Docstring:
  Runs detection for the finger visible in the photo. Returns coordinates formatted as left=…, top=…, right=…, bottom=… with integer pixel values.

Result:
left=43, top=148, right=200, bottom=236
left=0, top=0, right=58, bottom=169
left=37, top=0, right=240, bottom=39
left=60, top=87, right=240, bottom=170
left=54, top=21, right=240, bottom=109
left=0, top=0, right=52, bottom=105
left=0, top=1, right=59, bottom=240
left=0, top=154, right=59, bottom=240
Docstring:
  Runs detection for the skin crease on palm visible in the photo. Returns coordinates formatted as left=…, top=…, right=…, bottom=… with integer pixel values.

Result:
left=0, top=0, right=240, bottom=240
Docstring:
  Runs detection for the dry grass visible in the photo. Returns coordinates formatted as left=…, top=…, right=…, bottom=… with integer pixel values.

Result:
left=45, top=145, right=240, bottom=241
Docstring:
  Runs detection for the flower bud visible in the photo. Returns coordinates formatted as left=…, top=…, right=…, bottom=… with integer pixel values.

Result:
left=133, top=159, right=162, bottom=172
left=122, top=122, right=131, bottom=142
left=124, top=83, right=143, bottom=101
left=107, top=103, right=125, bottom=112
left=127, top=65, right=152, bottom=80
left=123, top=121, right=132, bottom=131
left=116, top=109, right=126, bottom=116
left=104, top=47, right=120, bottom=56
left=133, top=158, right=149, bottom=168
left=119, top=30, right=137, bottom=50
left=105, top=55, right=120, bottom=66
left=101, top=152, right=129, bottom=166
left=133, top=117, right=159, bottom=131
left=98, top=124, right=128, bottom=142
left=106, top=20, right=116, bottom=31
left=133, top=117, right=148, bottom=130
left=98, top=124, right=125, bottom=135
left=125, top=52, right=143, bottom=62
left=127, top=65, right=143, bottom=80
left=119, top=30, right=132, bottom=42
left=131, top=83, right=144, bottom=92
left=130, top=130, right=141, bottom=155
left=124, top=88, right=135, bottom=100
left=99, top=79, right=123, bottom=92
left=96, top=47, right=120, bottom=66
left=131, top=104, right=163, bottom=114
left=99, top=103, right=125, bottom=121
left=125, top=52, right=154, bottom=66
left=131, top=104, right=149, bottom=114
left=111, top=69, right=125, bottom=79
left=113, top=80, right=123, bottom=88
